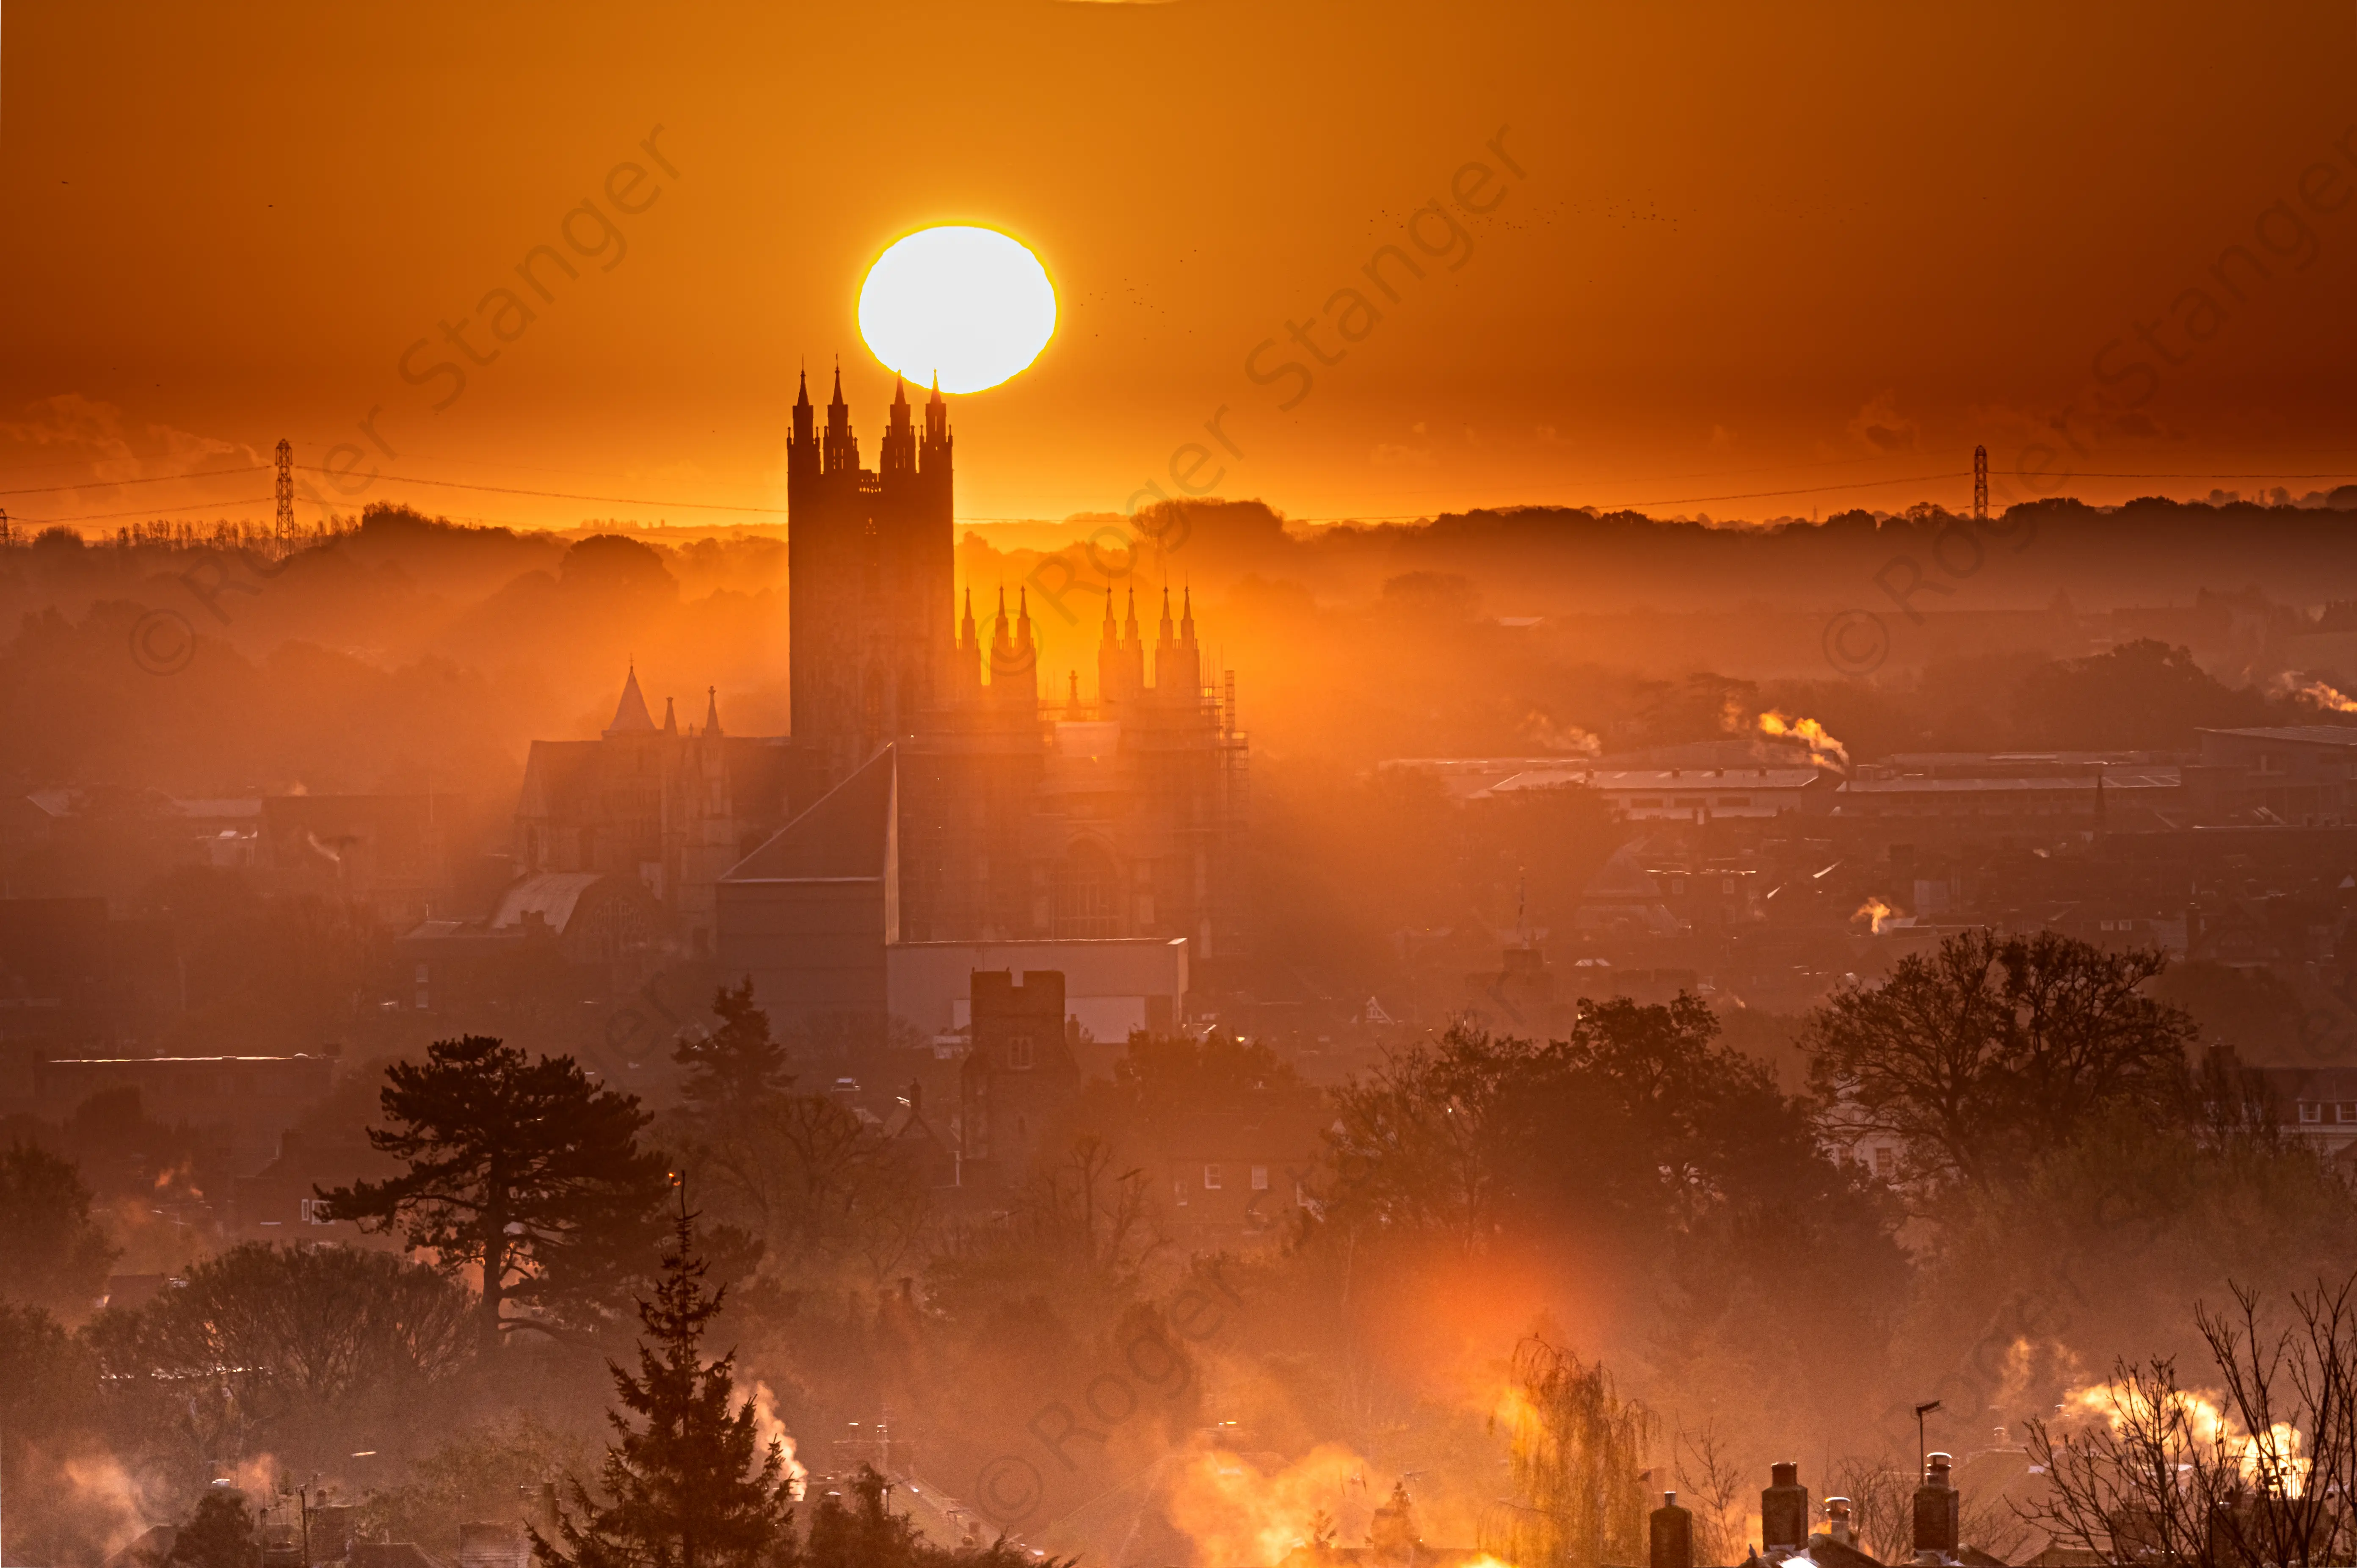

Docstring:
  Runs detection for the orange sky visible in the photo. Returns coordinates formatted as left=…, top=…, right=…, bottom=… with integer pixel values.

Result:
left=7, top=1, right=2357, bottom=536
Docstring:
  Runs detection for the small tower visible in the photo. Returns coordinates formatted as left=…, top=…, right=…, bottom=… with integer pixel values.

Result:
left=882, top=375, right=915, bottom=478
left=1151, top=588, right=1178, bottom=695
left=789, top=367, right=817, bottom=479
left=954, top=587, right=982, bottom=699
left=1165, top=587, right=1203, bottom=703
left=1121, top=587, right=1146, bottom=697
left=1009, top=588, right=1038, bottom=706
left=922, top=372, right=951, bottom=470
left=1098, top=588, right=1131, bottom=707
left=823, top=364, right=857, bottom=475
left=989, top=588, right=1013, bottom=694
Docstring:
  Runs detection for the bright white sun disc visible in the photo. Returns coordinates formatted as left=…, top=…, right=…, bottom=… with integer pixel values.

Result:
left=858, top=226, right=1057, bottom=395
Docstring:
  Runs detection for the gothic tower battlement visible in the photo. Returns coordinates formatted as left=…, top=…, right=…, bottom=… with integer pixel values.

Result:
left=787, top=366, right=955, bottom=783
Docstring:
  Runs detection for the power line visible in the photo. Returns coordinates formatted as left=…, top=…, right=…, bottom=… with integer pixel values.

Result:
left=14, top=495, right=277, bottom=525
left=290, top=466, right=790, bottom=514
left=0, top=464, right=268, bottom=497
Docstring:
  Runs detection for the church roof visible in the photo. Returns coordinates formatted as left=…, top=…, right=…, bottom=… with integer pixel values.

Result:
left=490, top=871, right=607, bottom=934
left=604, top=667, right=657, bottom=736
left=723, top=745, right=897, bottom=883
left=1582, top=841, right=1666, bottom=900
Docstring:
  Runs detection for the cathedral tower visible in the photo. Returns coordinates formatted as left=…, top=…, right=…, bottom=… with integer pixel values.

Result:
left=787, top=364, right=956, bottom=787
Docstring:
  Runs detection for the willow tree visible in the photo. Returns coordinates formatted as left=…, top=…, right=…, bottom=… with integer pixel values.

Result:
left=1486, top=1337, right=1656, bottom=1568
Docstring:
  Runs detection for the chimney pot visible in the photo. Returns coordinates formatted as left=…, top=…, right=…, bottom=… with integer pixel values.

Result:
left=1651, top=1491, right=1695, bottom=1568
left=1763, top=1462, right=1809, bottom=1552
left=1913, top=1451, right=1960, bottom=1557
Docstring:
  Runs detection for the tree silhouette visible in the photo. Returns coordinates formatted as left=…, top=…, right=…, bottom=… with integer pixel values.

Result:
left=315, top=1035, right=671, bottom=1349
left=1804, top=930, right=2195, bottom=1188
left=533, top=1187, right=797, bottom=1568
left=1485, top=1337, right=1654, bottom=1568
left=167, top=1489, right=260, bottom=1568
left=0, top=1140, right=118, bottom=1314
left=676, top=979, right=793, bottom=1117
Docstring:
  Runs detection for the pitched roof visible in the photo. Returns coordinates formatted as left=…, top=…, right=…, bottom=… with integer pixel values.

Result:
left=724, top=745, right=897, bottom=883
left=490, top=871, right=606, bottom=933
left=2201, top=725, right=2357, bottom=746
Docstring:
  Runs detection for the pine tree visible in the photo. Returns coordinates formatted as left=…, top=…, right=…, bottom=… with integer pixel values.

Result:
left=675, top=978, right=793, bottom=1116
left=533, top=1189, right=797, bottom=1568
left=315, top=1035, right=673, bottom=1349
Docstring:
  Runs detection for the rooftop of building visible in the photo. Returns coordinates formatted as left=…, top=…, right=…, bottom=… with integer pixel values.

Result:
left=1839, top=770, right=2180, bottom=793
left=2201, top=724, right=2357, bottom=746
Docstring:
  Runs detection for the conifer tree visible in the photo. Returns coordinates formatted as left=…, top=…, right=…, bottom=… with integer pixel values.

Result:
left=316, top=1035, right=672, bottom=1349
left=533, top=1186, right=797, bottom=1568
left=675, top=978, right=794, bottom=1116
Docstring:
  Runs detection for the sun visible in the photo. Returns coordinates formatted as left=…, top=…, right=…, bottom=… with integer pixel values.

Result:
left=857, top=226, right=1057, bottom=395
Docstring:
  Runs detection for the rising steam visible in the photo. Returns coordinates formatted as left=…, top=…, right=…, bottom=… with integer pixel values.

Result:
left=2060, top=1379, right=2307, bottom=1496
left=1165, top=1443, right=1376, bottom=1568
left=2273, top=671, right=2357, bottom=714
left=1757, top=710, right=1849, bottom=769
left=749, top=1380, right=809, bottom=1499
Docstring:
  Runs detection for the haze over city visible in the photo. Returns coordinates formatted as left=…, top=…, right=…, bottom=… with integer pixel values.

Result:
left=8, top=6, right=2357, bottom=1568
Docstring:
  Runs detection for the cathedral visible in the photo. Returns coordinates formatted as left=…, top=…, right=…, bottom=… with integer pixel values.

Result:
left=514, top=370, right=1248, bottom=1028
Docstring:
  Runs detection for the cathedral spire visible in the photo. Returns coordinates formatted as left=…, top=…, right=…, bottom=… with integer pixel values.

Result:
left=604, top=665, right=657, bottom=737
left=704, top=685, right=722, bottom=738
left=662, top=695, right=678, bottom=736
left=822, top=356, right=856, bottom=472
left=922, top=369, right=949, bottom=450
left=1098, top=586, right=1130, bottom=706
left=794, top=366, right=811, bottom=410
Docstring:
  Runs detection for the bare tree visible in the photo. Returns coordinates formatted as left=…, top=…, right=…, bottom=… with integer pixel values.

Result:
left=1674, top=1423, right=1748, bottom=1564
left=700, top=1088, right=932, bottom=1286
left=1828, top=1450, right=1913, bottom=1563
left=2023, top=1275, right=2357, bottom=1568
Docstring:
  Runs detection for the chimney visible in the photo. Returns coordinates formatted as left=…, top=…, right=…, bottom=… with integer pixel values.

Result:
left=1912, top=1452, right=1959, bottom=1561
left=1762, top=1462, right=1809, bottom=1552
left=1650, top=1491, right=1694, bottom=1568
